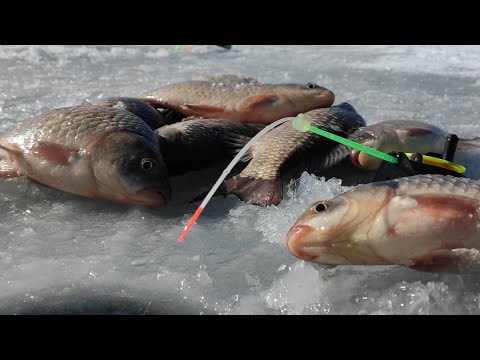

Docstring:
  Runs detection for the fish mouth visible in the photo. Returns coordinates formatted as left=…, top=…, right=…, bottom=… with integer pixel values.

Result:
left=317, top=89, right=335, bottom=107
left=351, top=150, right=381, bottom=171
left=286, top=225, right=350, bottom=265
left=350, top=150, right=363, bottom=169
left=136, top=187, right=168, bottom=207
left=286, top=225, right=318, bottom=261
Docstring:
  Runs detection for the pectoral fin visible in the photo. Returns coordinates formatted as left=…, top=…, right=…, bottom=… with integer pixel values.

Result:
left=236, top=95, right=279, bottom=111
left=387, top=194, right=480, bottom=243
left=30, top=142, right=78, bottom=165
left=407, top=128, right=433, bottom=136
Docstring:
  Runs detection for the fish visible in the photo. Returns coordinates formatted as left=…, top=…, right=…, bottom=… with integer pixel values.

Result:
left=0, top=105, right=171, bottom=207
left=286, top=174, right=480, bottom=273
left=87, top=97, right=167, bottom=129
left=156, top=118, right=264, bottom=175
left=222, top=103, right=366, bottom=206
left=348, top=120, right=480, bottom=171
left=142, top=75, right=335, bottom=124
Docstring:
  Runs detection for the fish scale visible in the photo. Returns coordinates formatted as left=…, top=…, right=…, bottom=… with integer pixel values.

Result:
left=4, top=105, right=157, bottom=150
left=89, top=97, right=167, bottom=130
left=241, top=106, right=366, bottom=180
left=156, top=118, right=263, bottom=175
left=147, top=82, right=273, bottom=107
left=391, top=174, right=480, bottom=198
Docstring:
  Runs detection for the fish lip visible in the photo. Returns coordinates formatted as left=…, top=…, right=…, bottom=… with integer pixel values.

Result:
left=286, top=226, right=351, bottom=265
left=136, top=187, right=168, bottom=206
left=317, top=89, right=335, bottom=106
left=286, top=225, right=318, bottom=261
left=351, top=149, right=379, bottom=170
left=350, top=150, right=363, bottom=169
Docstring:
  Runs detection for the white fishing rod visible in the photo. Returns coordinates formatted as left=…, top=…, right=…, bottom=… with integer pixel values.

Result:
left=178, top=116, right=294, bottom=242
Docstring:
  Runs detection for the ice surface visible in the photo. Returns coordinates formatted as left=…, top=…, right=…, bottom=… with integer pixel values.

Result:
left=2, top=45, right=480, bottom=314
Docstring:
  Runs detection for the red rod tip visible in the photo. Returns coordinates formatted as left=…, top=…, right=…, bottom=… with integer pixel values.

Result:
left=177, top=207, right=204, bottom=243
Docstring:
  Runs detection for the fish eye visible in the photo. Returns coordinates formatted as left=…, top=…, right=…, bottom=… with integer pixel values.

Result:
left=140, top=158, right=155, bottom=171
left=314, top=203, right=327, bottom=212
left=307, top=82, right=319, bottom=89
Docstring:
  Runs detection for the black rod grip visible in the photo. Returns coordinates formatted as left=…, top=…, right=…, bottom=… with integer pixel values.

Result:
left=442, top=134, right=459, bottom=162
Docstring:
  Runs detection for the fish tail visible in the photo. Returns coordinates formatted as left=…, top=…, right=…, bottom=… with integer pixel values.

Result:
left=458, top=137, right=480, bottom=150
left=0, top=159, right=20, bottom=179
left=0, top=145, right=21, bottom=179
left=224, top=175, right=283, bottom=206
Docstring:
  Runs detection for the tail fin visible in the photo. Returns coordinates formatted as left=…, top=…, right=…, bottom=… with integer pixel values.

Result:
left=189, top=176, right=283, bottom=206
left=0, top=159, right=20, bottom=179
left=224, top=175, right=283, bottom=206
left=458, top=137, right=480, bottom=150
left=0, top=144, right=23, bottom=179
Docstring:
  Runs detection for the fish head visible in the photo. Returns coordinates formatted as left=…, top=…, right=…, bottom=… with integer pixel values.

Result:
left=280, top=83, right=335, bottom=110
left=286, top=185, right=395, bottom=265
left=90, top=131, right=171, bottom=207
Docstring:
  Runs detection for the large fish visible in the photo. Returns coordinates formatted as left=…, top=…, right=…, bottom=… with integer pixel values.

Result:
left=223, top=103, right=366, bottom=206
left=286, top=174, right=480, bottom=273
left=348, top=120, right=480, bottom=170
left=0, top=105, right=170, bottom=207
left=156, top=119, right=264, bottom=175
left=142, top=75, right=335, bottom=124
